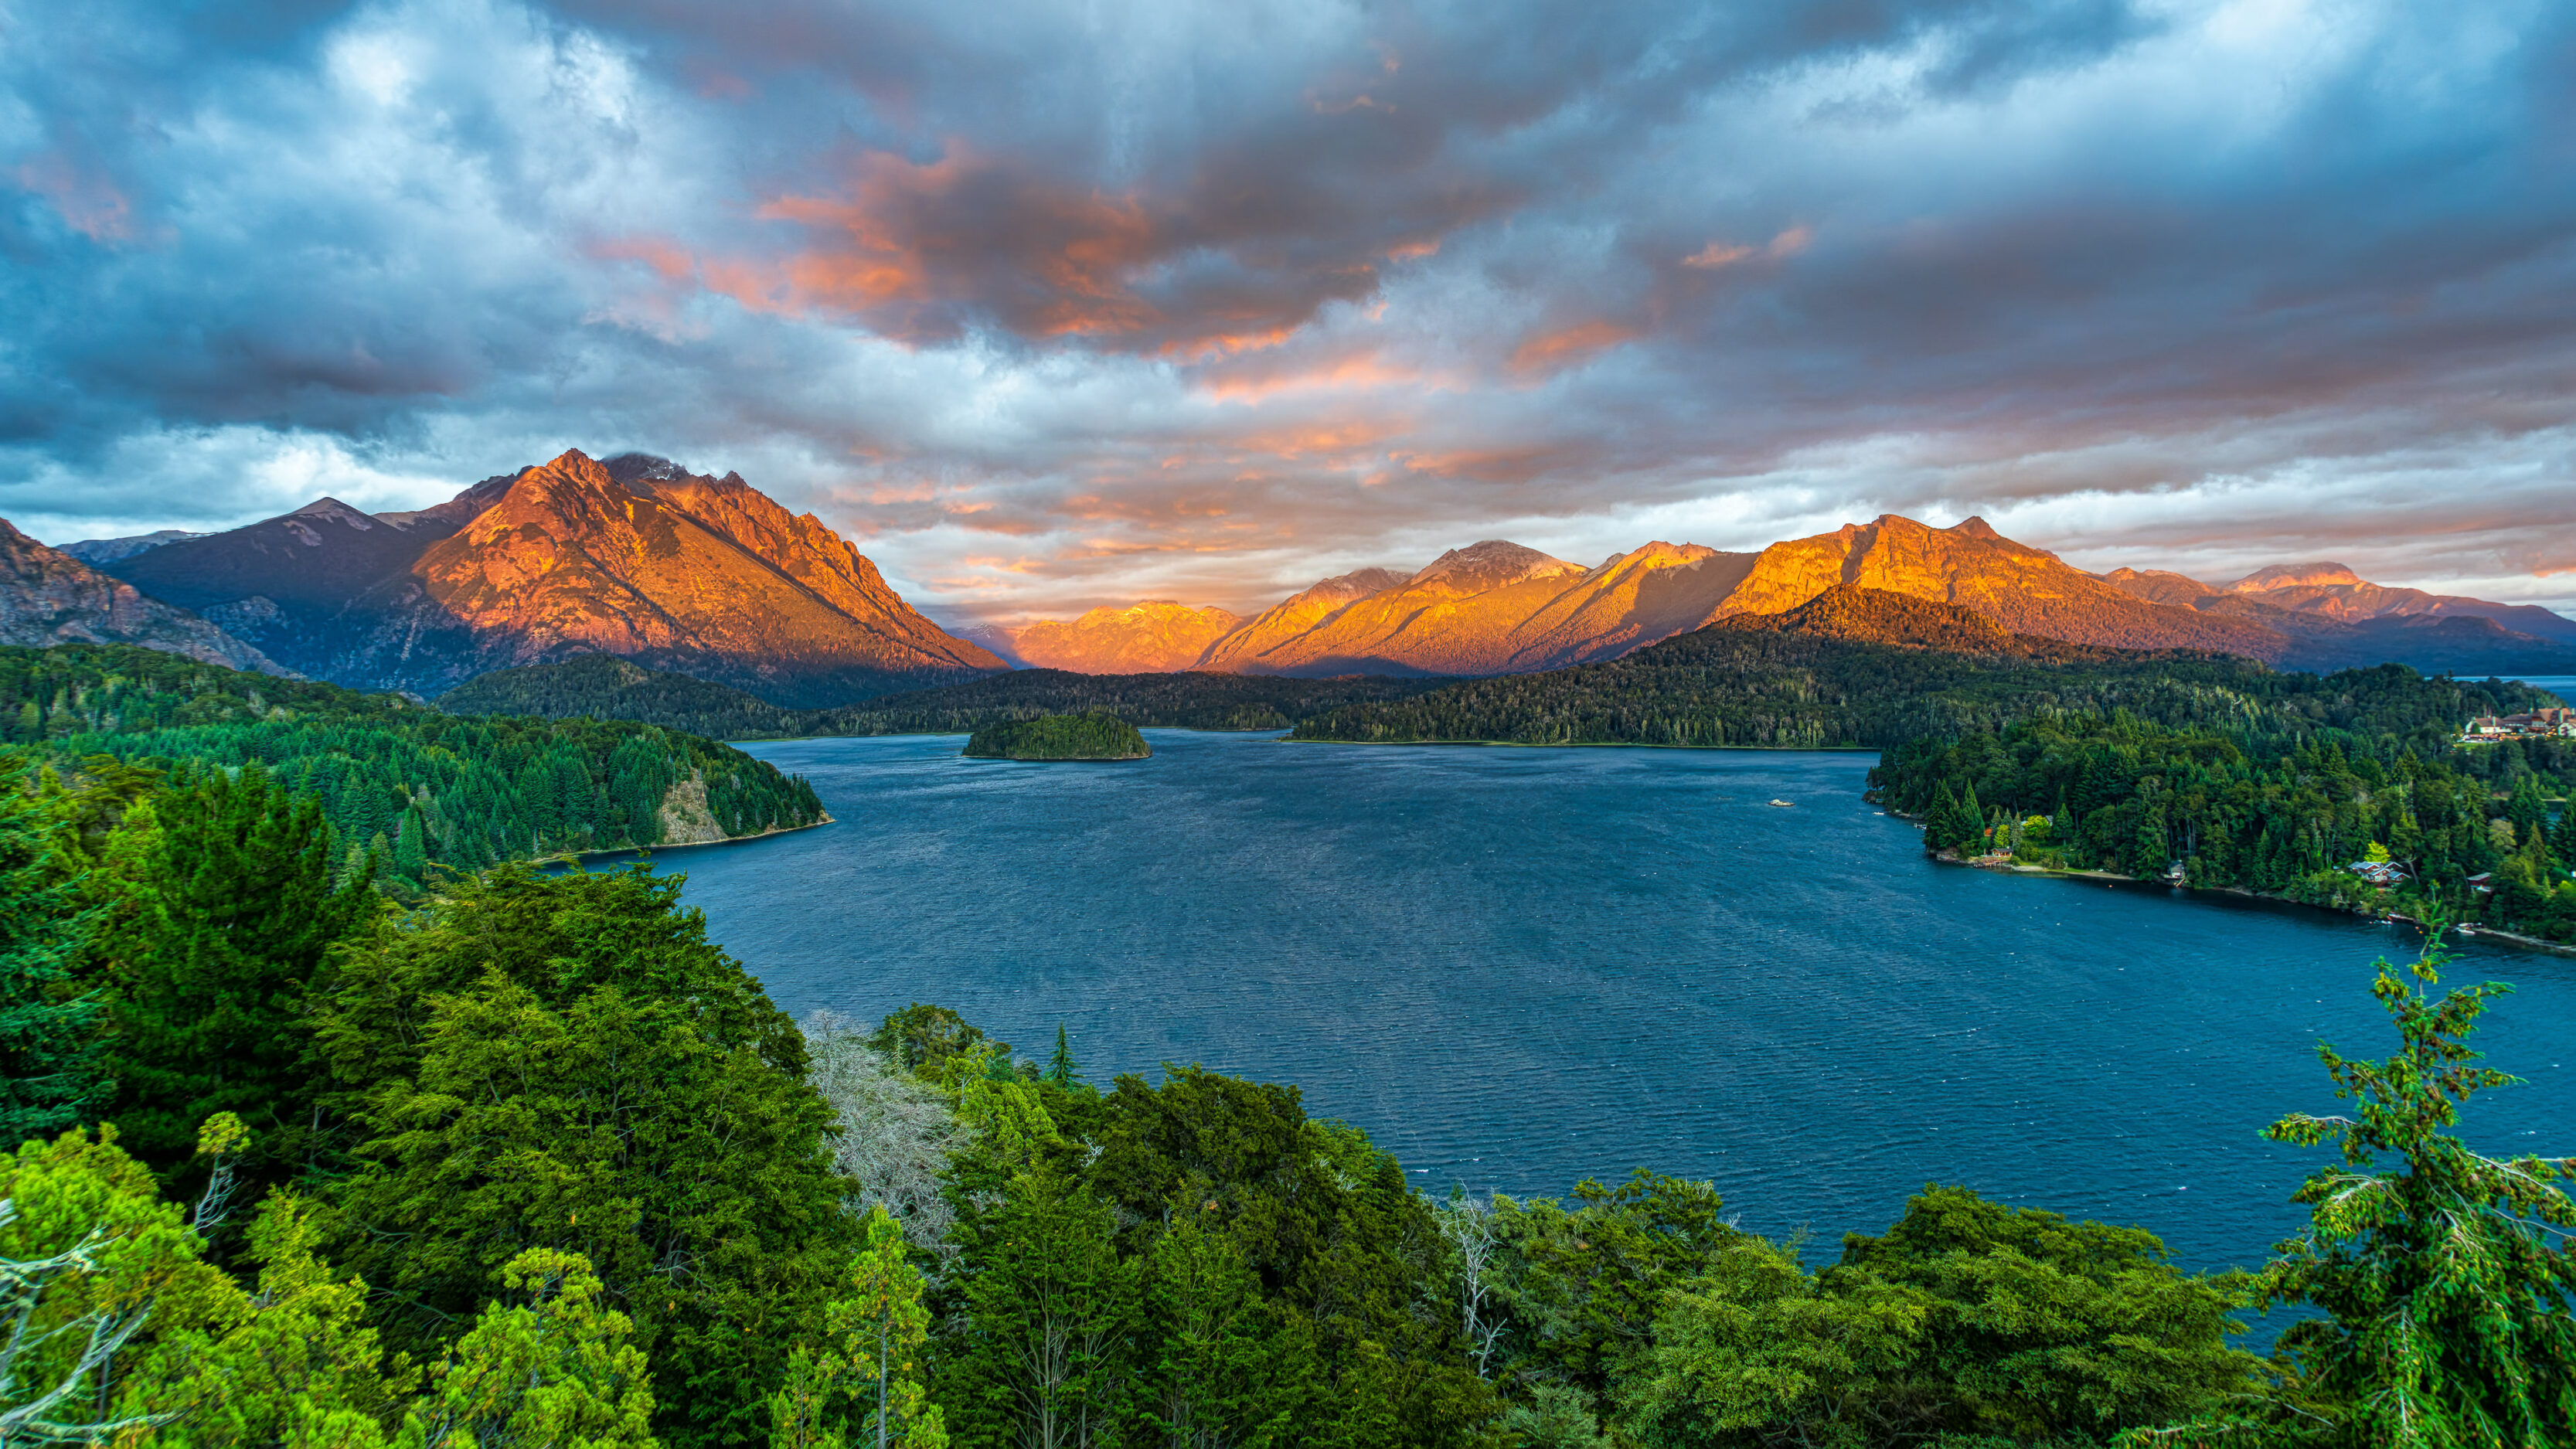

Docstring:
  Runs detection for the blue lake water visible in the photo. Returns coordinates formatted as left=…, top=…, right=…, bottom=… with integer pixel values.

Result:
left=623, top=731, right=2572, bottom=1304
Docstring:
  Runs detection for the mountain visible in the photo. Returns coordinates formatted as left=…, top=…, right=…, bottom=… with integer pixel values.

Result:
left=1193, top=566, right=1410, bottom=672
left=2222, top=562, right=2576, bottom=645
left=56, top=529, right=207, bottom=566
left=2097, top=563, right=2576, bottom=672
left=1009, top=601, right=1243, bottom=673
left=1710, top=515, right=2295, bottom=658
left=106, top=496, right=463, bottom=662
left=0, top=518, right=284, bottom=673
left=333, top=450, right=1004, bottom=704
left=1287, top=585, right=2555, bottom=750
left=98, top=450, right=1002, bottom=706
left=1174, top=540, right=1764, bottom=677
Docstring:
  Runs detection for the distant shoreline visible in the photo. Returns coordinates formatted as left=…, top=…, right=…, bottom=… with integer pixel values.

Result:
left=1934, top=849, right=2576, bottom=958
left=1277, top=737, right=1881, bottom=752
left=531, top=811, right=835, bottom=868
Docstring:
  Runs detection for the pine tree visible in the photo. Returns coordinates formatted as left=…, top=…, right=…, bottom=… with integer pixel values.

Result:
left=1045, top=1023, right=1082, bottom=1088
left=102, top=764, right=370, bottom=1182
left=0, top=760, right=104, bottom=1145
left=2260, top=933, right=2576, bottom=1444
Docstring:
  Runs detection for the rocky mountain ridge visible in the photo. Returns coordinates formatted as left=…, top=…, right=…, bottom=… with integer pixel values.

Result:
left=1006, top=517, right=2576, bottom=680
left=0, top=519, right=284, bottom=673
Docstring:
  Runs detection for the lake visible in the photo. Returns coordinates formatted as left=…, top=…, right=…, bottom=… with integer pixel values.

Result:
left=624, top=731, right=2572, bottom=1304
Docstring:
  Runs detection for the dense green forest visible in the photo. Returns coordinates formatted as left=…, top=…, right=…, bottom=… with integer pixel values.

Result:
left=1288, top=606, right=2554, bottom=750
left=440, top=655, right=822, bottom=740
left=440, top=655, right=1451, bottom=736
left=4, top=746, right=2571, bottom=1445
left=961, top=713, right=1151, bottom=760
left=1872, top=709, right=2576, bottom=941
left=1, top=644, right=823, bottom=891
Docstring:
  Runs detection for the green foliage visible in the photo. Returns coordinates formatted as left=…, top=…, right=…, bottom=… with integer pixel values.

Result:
left=0, top=1125, right=403, bottom=1446
left=829, top=668, right=1451, bottom=735
left=407, top=1247, right=658, bottom=1449
left=961, top=712, right=1151, bottom=760
left=1290, top=620, right=2553, bottom=750
left=440, top=655, right=818, bottom=740
left=441, top=656, right=1455, bottom=737
left=0, top=643, right=825, bottom=880
left=315, top=865, right=856, bottom=1449
left=1871, top=709, right=2576, bottom=939
left=2256, top=936, right=2576, bottom=1447
left=1832, top=1186, right=2261, bottom=1441
left=0, top=757, right=104, bottom=1144
left=100, top=764, right=373, bottom=1182
left=868, top=1002, right=1006, bottom=1074
left=770, top=1209, right=948, bottom=1449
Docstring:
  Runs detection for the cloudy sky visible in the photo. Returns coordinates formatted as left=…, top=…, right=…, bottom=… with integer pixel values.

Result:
left=5, top=0, right=2572, bottom=624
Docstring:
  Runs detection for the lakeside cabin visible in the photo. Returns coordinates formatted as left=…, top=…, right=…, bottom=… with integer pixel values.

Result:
left=2462, top=706, right=2576, bottom=742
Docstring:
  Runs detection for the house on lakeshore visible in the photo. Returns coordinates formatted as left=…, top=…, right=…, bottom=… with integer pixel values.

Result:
left=2346, top=859, right=2411, bottom=888
left=2462, top=706, right=2576, bottom=741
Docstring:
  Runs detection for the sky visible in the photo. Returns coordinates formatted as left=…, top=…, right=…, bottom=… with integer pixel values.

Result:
left=4, top=0, right=2573, bottom=625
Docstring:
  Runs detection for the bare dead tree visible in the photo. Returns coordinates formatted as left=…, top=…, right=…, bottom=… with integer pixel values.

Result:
left=1431, top=1191, right=1507, bottom=1378
left=802, top=1009, right=967, bottom=1260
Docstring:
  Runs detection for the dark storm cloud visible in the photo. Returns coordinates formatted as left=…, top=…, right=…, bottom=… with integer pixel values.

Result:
left=2, top=0, right=2572, bottom=618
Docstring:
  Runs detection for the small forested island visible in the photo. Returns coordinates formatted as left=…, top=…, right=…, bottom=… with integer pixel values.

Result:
left=961, top=711, right=1152, bottom=760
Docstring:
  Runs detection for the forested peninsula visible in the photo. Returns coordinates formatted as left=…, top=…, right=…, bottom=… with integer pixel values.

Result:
left=1873, top=709, right=2576, bottom=944
left=2, top=643, right=825, bottom=891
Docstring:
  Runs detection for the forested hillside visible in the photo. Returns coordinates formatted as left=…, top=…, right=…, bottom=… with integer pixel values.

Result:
left=1873, top=709, right=2576, bottom=941
left=439, top=655, right=1454, bottom=735
left=2, top=644, right=823, bottom=889
left=439, top=653, right=815, bottom=739
left=1289, top=589, right=2553, bottom=750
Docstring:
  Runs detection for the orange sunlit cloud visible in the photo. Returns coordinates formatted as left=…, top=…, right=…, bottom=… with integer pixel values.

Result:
left=1683, top=226, right=1812, bottom=269
left=1193, top=352, right=1448, bottom=403
left=1507, top=319, right=1642, bottom=376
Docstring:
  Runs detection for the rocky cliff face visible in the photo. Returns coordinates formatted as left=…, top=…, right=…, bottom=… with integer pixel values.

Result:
left=335, top=450, right=1003, bottom=704
left=1177, top=542, right=1754, bottom=677
left=90, top=450, right=997, bottom=706
left=0, top=518, right=284, bottom=673
left=1711, top=515, right=2295, bottom=658
left=1009, top=601, right=1244, bottom=674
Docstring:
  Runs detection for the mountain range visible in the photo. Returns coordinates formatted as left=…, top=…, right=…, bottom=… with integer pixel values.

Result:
left=13, top=449, right=2574, bottom=703
left=995, top=515, right=2576, bottom=679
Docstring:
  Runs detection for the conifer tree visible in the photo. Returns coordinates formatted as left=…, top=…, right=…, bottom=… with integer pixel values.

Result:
left=2261, top=931, right=2576, bottom=1444
left=0, top=760, right=104, bottom=1144
left=102, top=764, right=369, bottom=1182
left=1045, top=1023, right=1082, bottom=1088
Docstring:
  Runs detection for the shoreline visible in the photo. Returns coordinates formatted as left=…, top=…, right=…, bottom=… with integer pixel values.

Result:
left=1932, top=848, right=2576, bottom=958
left=1277, top=736, right=1880, bottom=752
left=529, top=811, right=835, bottom=868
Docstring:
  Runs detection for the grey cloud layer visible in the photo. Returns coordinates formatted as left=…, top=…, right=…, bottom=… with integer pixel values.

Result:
left=3, top=0, right=2571, bottom=618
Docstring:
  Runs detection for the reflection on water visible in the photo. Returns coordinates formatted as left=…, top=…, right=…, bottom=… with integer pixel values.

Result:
left=611, top=732, right=2571, bottom=1294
